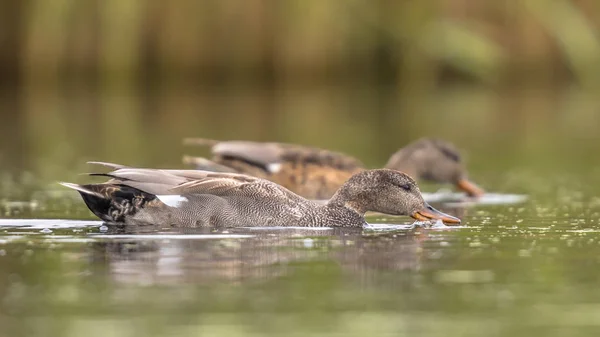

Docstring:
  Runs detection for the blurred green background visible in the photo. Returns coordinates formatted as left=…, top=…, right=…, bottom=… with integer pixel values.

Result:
left=2, top=2, right=600, bottom=337
left=2, top=0, right=600, bottom=85
left=0, top=0, right=599, bottom=194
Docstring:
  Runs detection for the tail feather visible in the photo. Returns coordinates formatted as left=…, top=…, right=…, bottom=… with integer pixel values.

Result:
left=182, top=138, right=219, bottom=147
left=59, top=182, right=105, bottom=199
left=86, top=172, right=126, bottom=180
left=86, top=161, right=128, bottom=170
left=59, top=182, right=157, bottom=223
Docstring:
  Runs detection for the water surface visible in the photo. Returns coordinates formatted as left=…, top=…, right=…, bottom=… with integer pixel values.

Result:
left=1, top=85, right=600, bottom=336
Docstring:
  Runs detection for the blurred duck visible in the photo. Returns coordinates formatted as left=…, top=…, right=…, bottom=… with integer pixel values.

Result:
left=182, top=137, right=484, bottom=200
left=60, top=162, right=461, bottom=227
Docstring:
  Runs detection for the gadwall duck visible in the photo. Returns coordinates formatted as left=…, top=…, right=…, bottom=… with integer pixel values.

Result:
left=182, top=137, right=484, bottom=200
left=60, top=162, right=460, bottom=227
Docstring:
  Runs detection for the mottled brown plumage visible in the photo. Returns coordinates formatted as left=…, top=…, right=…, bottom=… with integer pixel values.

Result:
left=61, top=162, right=461, bottom=227
left=183, top=137, right=483, bottom=199
left=208, top=158, right=359, bottom=200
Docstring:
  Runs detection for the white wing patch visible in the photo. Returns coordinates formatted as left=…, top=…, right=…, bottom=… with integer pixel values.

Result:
left=157, top=195, right=188, bottom=208
left=266, top=163, right=282, bottom=173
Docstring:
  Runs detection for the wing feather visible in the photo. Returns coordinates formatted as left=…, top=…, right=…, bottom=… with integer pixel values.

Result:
left=86, top=164, right=303, bottom=203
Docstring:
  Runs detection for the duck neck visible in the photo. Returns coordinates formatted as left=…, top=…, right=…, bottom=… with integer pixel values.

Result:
left=311, top=202, right=366, bottom=228
left=309, top=193, right=367, bottom=228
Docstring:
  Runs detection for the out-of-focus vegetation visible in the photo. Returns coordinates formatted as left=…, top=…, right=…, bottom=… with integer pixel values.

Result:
left=0, top=0, right=599, bottom=197
left=0, top=0, right=599, bottom=88
left=2, top=4, right=600, bottom=337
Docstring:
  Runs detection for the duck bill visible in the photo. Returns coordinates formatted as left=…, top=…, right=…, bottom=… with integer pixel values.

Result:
left=456, top=178, right=485, bottom=197
left=411, top=204, right=461, bottom=225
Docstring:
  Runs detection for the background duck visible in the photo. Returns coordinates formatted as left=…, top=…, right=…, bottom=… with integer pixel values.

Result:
left=60, top=162, right=460, bottom=228
left=182, top=137, right=484, bottom=200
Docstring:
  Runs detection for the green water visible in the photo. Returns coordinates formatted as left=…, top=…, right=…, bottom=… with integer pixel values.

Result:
left=1, top=85, right=600, bottom=336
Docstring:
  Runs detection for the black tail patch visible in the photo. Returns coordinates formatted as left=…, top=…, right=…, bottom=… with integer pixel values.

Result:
left=70, top=184, right=157, bottom=223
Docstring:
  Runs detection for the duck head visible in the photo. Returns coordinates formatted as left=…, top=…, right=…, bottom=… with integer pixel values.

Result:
left=330, top=169, right=461, bottom=224
left=384, top=138, right=484, bottom=197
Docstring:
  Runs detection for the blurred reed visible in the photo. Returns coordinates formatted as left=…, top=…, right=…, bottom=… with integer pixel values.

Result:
left=0, top=0, right=598, bottom=88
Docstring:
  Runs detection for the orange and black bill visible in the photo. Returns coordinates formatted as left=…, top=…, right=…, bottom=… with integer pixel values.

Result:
left=456, top=178, right=485, bottom=197
left=411, top=204, right=461, bottom=225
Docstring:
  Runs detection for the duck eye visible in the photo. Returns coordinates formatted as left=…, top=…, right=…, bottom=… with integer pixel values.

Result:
left=398, top=183, right=411, bottom=191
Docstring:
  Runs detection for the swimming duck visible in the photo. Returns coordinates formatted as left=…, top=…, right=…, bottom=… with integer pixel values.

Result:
left=60, top=162, right=460, bottom=227
left=182, top=137, right=484, bottom=200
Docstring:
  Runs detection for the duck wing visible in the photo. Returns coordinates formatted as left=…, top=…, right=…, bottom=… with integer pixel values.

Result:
left=89, top=164, right=306, bottom=204
left=168, top=171, right=297, bottom=201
